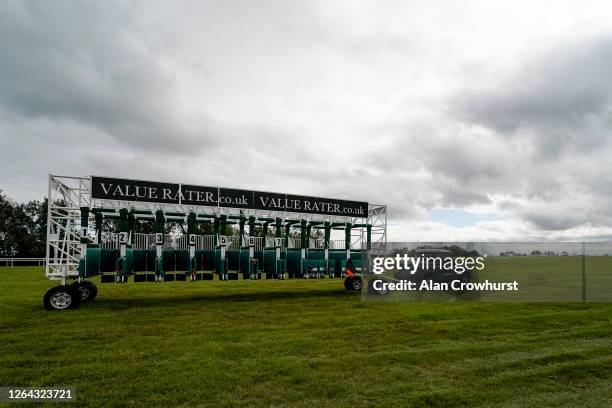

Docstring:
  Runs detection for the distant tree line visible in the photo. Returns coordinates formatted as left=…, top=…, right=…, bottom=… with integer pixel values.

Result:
left=0, top=190, right=47, bottom=257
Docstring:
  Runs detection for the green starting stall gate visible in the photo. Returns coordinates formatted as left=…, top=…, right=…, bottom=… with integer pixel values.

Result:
left=43, top=175, right=386, bottom=310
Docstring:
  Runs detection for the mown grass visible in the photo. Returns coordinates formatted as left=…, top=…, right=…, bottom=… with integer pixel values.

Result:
left=0, top=266, right=610, bottom=407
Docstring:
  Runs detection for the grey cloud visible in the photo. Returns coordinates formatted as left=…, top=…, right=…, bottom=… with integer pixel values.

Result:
left=524, top=211, right=588, bottom=231
left=449, top=37, right=612, bottom=155
left=439, top=185, right=491, bottom=207
left=0, top=1, right=216, bottom=155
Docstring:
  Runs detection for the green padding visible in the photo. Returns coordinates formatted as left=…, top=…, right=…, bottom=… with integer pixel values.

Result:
left=328, top=252, right=345, bottom=274
left=100, top=249, right=119, bottom=272
left=254, top=250, right=263, bottom=265
left=351, top=250, right=367, bottom=261
left=305, top=258, right=327, bottom=271
left=328, top=251, right=347, bottom=260
left=214, top=249, right=228, bottom=274
left=204, top=250, right=215, bottom=270
left=79, top=246, right=102, bottom=277
left=155, top=256, right=164, bottom=277
left=146, top=250, right=156, bottom=270
left=125, top=248, right=134, bottom=275
left=227, top=250, right=240, bottom=271
left=286, top=250, right=302, bottom=274
left=132, top=249, right=147, bottom=272
left=276, top=258, right=286, bottom=273
left=195, top=250, right=214, bottom=270
left=262, top=249, right=277, bottom=273
left=239, top=250, right=251, bottom=273
left=307, top=250, right=325, bottom=260
left=162, top=250, right=175, bottom=272
left=194, top=250, right=203, bottom=270
left=175, top=250, right=189, bottom=271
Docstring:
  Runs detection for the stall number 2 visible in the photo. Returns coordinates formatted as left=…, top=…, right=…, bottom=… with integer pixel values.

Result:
left=119, top=232, right=128, bottom=244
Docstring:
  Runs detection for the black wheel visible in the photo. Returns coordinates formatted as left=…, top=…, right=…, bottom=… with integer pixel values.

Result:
left=43, top=285, right=81, bottom=311
left=344, top=276, right=362, bottom=290
left=71, top=281, right=97, bottom=302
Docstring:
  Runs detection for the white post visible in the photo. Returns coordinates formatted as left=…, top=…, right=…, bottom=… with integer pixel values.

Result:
left=275, top=238, right=283, bottom=279
left=189, top=234, right=196, bottom=281
left=118, top=231, right=128, bottom=282
left=248, top=237, right=255, bottom=279
left=155, top=233, right=163, bottom=282
left=220, top=235, right=227, bottom=280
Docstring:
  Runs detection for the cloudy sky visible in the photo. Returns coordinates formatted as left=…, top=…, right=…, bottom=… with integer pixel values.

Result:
left=2, top=0, right=612, bottom=241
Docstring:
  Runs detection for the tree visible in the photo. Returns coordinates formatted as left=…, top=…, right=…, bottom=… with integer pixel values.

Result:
left=0, top=191, right=15, bottom=256
left=0, top=191, right=47, bottom=257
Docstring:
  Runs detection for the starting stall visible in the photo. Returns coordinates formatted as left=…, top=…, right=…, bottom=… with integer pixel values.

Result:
left=43, top=175, right=387, bottom=310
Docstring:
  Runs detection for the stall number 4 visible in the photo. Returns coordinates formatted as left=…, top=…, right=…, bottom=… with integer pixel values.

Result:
left=189, top=235, right=196, bottom=246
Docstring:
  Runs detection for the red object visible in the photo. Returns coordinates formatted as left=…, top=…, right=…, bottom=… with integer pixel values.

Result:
left=345, top=260, right=355, bottom=277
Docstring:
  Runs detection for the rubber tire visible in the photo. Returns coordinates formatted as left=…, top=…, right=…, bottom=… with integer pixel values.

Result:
left=344, top=276, right=362, bottom=291
left=44, top=285, right=81, bottom=311
left=71, top=281, right=97, bottom=302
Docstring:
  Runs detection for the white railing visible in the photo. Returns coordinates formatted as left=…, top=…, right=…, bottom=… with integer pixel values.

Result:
left=310, top=239, right=325, bottom=249
left=287, top=238, right=300, bottom=249
left=164, top=234, right=189, bottom=249
left=0, top=258, right=46, bottom=267
left=133, top=233, right=154, bottom=250
left=248, top=236, right=264, bottom=251
left=101, top=232, right=119, bottom=249
left=227, top=236, right=241, bottom=250
left=196, top=235, right=215, bottom=250
left=330, top=240, right=346, bottom=250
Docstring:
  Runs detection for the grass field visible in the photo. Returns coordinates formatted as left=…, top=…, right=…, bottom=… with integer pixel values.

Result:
left=0, top=266, right=611, bottom=407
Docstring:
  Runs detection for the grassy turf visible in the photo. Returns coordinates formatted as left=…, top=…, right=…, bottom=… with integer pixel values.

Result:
left=0, top=266, right=611, bottom=407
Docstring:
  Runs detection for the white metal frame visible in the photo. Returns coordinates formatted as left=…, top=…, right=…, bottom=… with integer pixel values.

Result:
left=46, top=175, right=90, bottom=282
